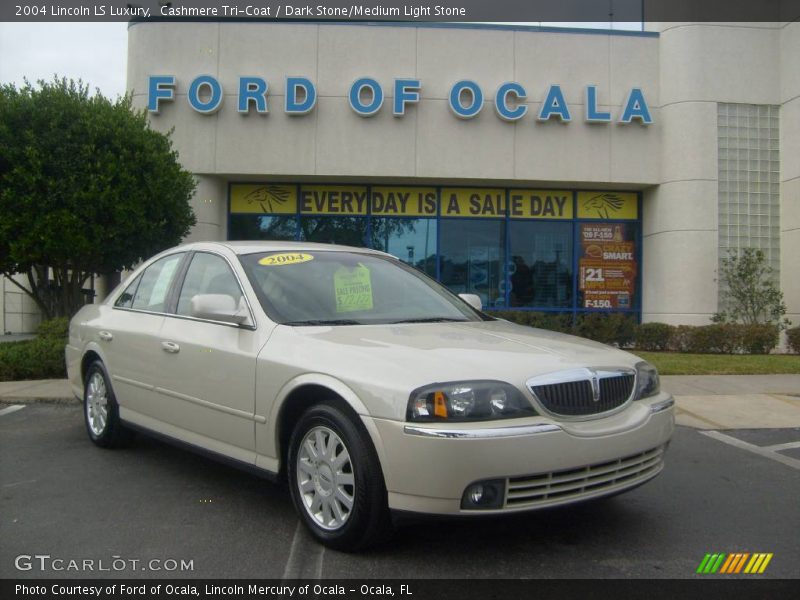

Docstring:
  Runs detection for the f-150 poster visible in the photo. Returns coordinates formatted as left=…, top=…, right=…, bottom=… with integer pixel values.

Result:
left=578, top=223, right=637, bottom=310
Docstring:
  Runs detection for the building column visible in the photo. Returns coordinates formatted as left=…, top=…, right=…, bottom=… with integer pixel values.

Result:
left=184, top=175, right=229, bottom=242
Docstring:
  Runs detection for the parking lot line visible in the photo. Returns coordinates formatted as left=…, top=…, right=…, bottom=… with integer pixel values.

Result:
left=764, top=441, right=800, bottom=452
left=0, top=404, right=25, bottom=417
left=281, top=521, right=325, bottom=579
left=701, top=430, right=800, bottom=470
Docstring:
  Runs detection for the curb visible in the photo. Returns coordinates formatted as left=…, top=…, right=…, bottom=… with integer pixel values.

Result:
left=0, top=396, right=78, bottom=405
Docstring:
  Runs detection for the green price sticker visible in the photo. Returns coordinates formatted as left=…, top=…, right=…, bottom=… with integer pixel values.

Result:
left=334, top=265, right=373, bottom=313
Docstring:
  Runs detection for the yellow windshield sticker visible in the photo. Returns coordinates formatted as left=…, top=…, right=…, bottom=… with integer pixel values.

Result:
left=258, top=253, right=314, bottom=266
left=334, top=265, right=373, bottom=313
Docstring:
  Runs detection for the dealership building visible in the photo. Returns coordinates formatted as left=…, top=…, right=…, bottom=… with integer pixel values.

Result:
left=3, top=20, right=799, bottom=332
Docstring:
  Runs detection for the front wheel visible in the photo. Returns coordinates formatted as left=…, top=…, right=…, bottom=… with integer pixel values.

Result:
left=288, top=403, right=391, bottom=551
left=83, top=360, right=132, bottom=448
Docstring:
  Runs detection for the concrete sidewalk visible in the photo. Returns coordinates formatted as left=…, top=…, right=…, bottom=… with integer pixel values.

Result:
left=1, top=375, right=799, bottom=430
left=0, top=379, right=74, bottom=404
left=661, top=374, right=800, bottom=430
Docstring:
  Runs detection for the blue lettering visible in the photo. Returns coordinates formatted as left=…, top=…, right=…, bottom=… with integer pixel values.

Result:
left=495, top=82, right=527, bottom=121
left=147, top=75, right=175, bottom=113
left=538, top=84, right=571, bottom=122
left=620, top=88, right=653, bottom=124
left=585, top=85, right=611, bottom=122
left=393, top=78, right=421, bottom=116
left=349, top=77, right=384, bottom=116
left=449, top=80, right=483, bottom=119
left=238, top=77, right=268, bottom=114
left=285, top=77, right=316, bottom=115
left=188, top=75, right=223, bottom=114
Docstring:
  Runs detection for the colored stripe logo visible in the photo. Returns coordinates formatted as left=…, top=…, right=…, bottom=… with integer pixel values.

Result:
left=696, top=553, right=773, bottom=574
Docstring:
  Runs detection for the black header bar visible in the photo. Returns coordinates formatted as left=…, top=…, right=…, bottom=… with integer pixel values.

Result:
left=2, top=0, right=798, bottom=23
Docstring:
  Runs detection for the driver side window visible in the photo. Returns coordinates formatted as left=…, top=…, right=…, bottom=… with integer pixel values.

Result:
left=176, top=252, right=243, bottom=317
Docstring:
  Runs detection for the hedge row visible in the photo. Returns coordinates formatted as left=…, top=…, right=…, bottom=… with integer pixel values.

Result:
left=787, top=327, right=800, bottom=354
left=0, top=318, right=69, bottom=381
left=489, top=311, right=785, bottom=355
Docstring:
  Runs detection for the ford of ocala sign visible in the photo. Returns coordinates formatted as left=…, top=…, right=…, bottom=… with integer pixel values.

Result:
left=147, top=76, right=653, bottom=124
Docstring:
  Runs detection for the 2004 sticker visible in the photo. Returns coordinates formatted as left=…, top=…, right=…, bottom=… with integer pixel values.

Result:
left=259, top=253, right=314, bottom=266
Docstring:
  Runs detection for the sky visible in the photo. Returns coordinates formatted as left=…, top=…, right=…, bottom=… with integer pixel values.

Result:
left=0, top=21, right=639, bottom=100
left=0, top=23, right=129, bottom=98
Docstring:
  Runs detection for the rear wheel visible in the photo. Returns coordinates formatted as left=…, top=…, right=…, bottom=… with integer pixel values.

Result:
left=288, top=403, right=391, bottom=551
left=83, top=360, right=132, bottom=448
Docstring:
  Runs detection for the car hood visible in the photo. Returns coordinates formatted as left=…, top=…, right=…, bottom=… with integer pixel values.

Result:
left=263, top=319, right=642, bottom=419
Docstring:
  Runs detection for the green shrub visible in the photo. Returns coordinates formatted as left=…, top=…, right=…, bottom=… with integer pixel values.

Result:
left=488, top=311, right=572, bottom=334
left=787, top=327, right=800, bottom=354
left=37, top=317, right=70, bottom=339
left=686, top=324, right=743, bottom=354
left=669, top=325, right=692, bottom=353
left=0, top=335, right=67, bottom=381
left=634, top=322, right=675, bottom=351
left=0, top=317, right=69, bottom=381
left=574, top=312, right=636, bottom=347
left=739, top=324, right=779, bottom=355
left=488, top=312, right=782, bottom=354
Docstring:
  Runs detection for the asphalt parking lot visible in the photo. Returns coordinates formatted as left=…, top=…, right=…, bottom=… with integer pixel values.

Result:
left=1, top=404, right=798, bottom=579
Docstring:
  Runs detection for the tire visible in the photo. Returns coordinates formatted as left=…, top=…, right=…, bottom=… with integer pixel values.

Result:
left=287, top=403, right=392, bottom=551
left=83, top=360, right=133, bottom=448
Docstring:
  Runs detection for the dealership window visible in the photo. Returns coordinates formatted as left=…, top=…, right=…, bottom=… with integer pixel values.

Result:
left=299, top=217, right=369, bottom=247
left=439, top=219, right=505, bottom=309
left=229, top=215, right=298, bottom=241
left=509, top=221, right=572, bottom=308
left=371, top=218, right=437, bottom=277
left=227, top=184, right=642, bottom=317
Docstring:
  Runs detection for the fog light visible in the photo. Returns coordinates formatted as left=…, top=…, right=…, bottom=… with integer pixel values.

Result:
left=468, top=484, right=485, bottom=504
left=460, top=479, right=505, bottom=509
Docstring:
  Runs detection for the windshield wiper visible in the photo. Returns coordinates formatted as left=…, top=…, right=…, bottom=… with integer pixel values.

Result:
left=390, top=317, right=469, bottom=324
left=281, top=319, right=363, bottom=326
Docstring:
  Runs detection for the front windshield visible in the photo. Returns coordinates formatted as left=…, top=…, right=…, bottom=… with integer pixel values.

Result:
left=239, top=250, right=484, bottom=325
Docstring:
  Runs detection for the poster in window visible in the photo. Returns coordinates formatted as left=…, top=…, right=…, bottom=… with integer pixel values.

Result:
left=578, top=223, right=637, bottom=310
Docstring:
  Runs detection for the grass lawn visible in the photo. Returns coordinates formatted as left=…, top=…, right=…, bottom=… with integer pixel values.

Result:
left=635, top=351, right=800, bottom=375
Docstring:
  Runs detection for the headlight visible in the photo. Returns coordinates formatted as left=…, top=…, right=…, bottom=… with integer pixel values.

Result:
left=407, top=381, right=537, bottom=422
left=635, top=361, right=660, bottom=399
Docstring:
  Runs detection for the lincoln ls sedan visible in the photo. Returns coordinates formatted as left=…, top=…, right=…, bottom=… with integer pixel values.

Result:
left=66, top=241, right=674, bottom=550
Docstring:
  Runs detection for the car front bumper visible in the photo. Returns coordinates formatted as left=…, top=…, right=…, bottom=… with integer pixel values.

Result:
left=365, top=393, right=675, bottom=515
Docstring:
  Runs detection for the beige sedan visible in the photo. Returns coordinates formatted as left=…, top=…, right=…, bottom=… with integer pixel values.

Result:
left=66, top=241, right=674, bottom=551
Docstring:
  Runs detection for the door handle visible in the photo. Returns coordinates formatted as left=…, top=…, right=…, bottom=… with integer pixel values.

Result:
left=98, top=331, right=113, bottom=342
left=161, top=341, right=180, bottom=354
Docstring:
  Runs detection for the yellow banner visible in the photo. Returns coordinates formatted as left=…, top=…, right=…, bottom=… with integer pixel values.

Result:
left=371, top=187, right=438, bottom=217
left=230, top=184, right=297, bottom=214
left=577, top=191, right=638, bottom=219
left=440, top=188, right=506, bottom=217
left=509, top=190, right=573, bottom=219
left=299, top=185, right=368, bottom=215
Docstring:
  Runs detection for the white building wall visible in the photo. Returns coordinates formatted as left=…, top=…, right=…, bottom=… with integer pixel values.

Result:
left=780, top=20, right=800, bottom=326
left=127, top=22, right=661, bottom=185
left=1, top=275, right=41, bottom=334
left=643, top=22, right=785, bottom=325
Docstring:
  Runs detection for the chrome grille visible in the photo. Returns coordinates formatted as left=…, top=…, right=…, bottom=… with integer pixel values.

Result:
left=527, top=368, right=635, bottom=417
left=505, top=446, right=665, bottom=508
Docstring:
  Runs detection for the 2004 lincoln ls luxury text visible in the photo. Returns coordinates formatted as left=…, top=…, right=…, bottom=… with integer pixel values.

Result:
left=66, top=241, right=674, bottom=550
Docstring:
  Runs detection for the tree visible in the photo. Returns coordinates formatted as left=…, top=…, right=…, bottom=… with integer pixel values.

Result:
left=0, top=77, right=196, bottom=319
left=713, top=248, right=790, bottom=329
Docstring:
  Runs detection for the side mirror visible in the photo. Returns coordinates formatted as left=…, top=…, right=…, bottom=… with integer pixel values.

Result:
left=458, top=293, right=483, bottom=311
left=190, top=294, right=249, bottom=325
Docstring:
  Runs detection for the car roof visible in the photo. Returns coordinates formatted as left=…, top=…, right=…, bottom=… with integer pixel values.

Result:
left=177, top=240, right=394, bottom=258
